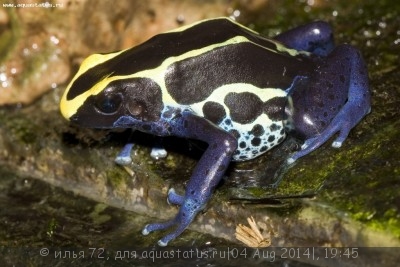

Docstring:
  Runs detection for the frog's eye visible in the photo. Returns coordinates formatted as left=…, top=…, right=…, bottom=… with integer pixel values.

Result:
left=94, top=92, right=123, bottom=115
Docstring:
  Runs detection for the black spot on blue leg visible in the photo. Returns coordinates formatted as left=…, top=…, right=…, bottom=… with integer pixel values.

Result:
left=141, top=125, right=152, bottom=132
left=326, top=81, right=334, bottom=89
left=218, top=165, right=226, bottom=172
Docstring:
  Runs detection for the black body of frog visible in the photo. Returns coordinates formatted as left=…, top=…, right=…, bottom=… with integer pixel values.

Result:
left=60, top=18, right=370, bottom=246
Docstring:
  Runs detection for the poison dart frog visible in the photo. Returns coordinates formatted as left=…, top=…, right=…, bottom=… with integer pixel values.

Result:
left=60, top=18, right=371, bottom=246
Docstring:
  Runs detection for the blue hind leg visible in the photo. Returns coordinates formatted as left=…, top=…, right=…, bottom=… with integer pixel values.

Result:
left=274, top=21, right=334, bottom=56
left=288, top=44, right=370, bottom=164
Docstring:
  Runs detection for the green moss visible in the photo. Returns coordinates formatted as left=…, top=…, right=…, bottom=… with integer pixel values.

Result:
left=89, top=203, right=112, bottom=225
left=367, top=217, right=400, bottom=239
left=246, top=187, right=269, bottom=198
left=319, top=121, right=400, bottom=238
left=3, top=116, right=39, bottom=145
left=46, top=218, right=58, bottom=238
left=105, top=166, right=129, bottom=190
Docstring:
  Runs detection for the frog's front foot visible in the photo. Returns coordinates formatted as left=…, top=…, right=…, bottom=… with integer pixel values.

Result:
left=115, top=143, right=134, bottom=165
left=114, top=141, right=167, bottom=165
left=142, top=191, right=204, bottom=246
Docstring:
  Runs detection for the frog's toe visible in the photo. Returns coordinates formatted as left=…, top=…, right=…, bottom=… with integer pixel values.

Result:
left=142, top=195, right=205, bottom=246
left=332, top=140, right=343, bottom=148
left=331, top=125, right=352, bottom=148
left=287, top=156, right=296, bottom=165
left=114, top=156, right=132, bottom=165
left=142, top=219, right=175, bottom=236
left=115, top=143, right=134, bottom=165
left=150, top=146, right=168, bottom=159
left=158, top=239, right=168, bottom=247
left=167, top=188, right=184, bottom=205
left=288, top=140, right=320, bottom=163
left=300, top=137, right=318, bottom=150
left=157, top=223, right=189, bottom=247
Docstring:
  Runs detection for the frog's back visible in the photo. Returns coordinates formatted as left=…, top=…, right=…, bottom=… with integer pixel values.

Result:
left=67, top=18, right=314, bottom=100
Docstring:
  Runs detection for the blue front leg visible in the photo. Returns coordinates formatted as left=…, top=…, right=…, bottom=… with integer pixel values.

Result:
left=142, top=112, right=237, bottom=246
left=287, top=44, right=371, bottom=163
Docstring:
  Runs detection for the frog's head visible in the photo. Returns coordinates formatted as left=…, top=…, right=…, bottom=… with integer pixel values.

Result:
left=60, top=76, right=164, bottom=129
